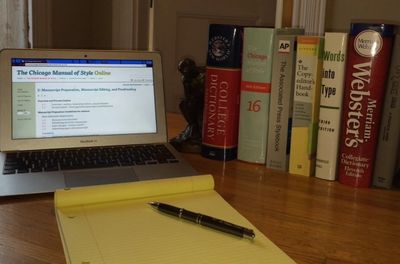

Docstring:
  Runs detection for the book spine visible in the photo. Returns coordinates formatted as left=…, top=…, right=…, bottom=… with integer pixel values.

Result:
left=288, top=36, right=324, bottom=176
left=315, top=32, right=348, bottom=180
left=372, top=33, right=400, bottom=188
left=393, top=148, right=400, bottom=187
left=202, top=24, right=243, bottom=161
left=237, top=27, right=275, bottom=164
left=338, top=23, right=395, bottom=187
left=266, top=30, right=302, bottom=171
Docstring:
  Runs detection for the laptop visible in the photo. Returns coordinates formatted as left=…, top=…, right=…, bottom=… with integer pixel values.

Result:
left=0, top=48, right=197, bottom=196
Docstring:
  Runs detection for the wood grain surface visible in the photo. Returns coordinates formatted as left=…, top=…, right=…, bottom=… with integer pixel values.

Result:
left=0, top=112, right=398, bottom=264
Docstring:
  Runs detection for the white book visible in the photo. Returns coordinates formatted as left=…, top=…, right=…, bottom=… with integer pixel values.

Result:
left=315, top=32, right=348, bottom=180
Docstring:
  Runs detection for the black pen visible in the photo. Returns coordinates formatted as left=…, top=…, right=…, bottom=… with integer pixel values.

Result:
left=149, top=202, right=255, bottom=239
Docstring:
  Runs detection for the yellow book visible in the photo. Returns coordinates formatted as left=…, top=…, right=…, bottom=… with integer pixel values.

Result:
left=289, top=36, right=324, bottom=176
left=55, top=175, right=295, bottom=264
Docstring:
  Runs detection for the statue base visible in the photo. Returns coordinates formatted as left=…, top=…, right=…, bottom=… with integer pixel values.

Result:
left=170, top=137, right=202, bottom=153
left=169, top=125, right=202, bottom=153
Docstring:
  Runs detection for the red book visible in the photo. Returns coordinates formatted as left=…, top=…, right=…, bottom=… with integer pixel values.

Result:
left=201, top=24, right=243, bottom=161
left=338, top=23, right=395, bottom=187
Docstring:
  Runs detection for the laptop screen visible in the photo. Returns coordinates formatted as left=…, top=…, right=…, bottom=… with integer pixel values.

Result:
left=11, top=58, right=157, bottom=139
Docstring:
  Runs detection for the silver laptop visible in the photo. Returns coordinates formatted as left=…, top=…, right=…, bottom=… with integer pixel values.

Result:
left=0, top=49, right=197, bottom=196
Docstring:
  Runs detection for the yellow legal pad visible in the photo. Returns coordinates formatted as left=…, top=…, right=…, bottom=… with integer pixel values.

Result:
left=55, top=175, right=295, bottom=264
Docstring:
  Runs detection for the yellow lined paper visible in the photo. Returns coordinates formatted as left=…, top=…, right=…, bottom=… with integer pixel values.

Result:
left=55, top=175, right=295, bottom=264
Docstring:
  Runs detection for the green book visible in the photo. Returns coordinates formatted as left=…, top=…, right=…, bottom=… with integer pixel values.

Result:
left=237, top=27, right=275, bottom=164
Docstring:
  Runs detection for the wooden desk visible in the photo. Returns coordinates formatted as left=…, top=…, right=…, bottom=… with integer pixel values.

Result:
left=1, top=113, right=399, bottom=264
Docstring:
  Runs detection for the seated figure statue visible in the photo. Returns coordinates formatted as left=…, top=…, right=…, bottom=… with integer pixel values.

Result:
left=170, top=58, right=204, bottom=153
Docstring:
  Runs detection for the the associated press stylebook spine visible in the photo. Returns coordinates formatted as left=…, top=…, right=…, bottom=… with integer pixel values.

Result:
left=288, top=36, right=324, bottom=176
left=237, top=27, right=275, bottom=164
left=202, top=24, right=243, bottom=161
left=266, top=28, right=304, bottom=171
left=338, top=23, right=395, bottom=188
left=372, top=32, right=400, bottom=188
left=315, top=32, right=348, bottom=181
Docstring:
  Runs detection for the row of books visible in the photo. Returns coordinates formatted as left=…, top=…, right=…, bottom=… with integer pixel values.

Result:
left=200, top=23, right=400, bottom=189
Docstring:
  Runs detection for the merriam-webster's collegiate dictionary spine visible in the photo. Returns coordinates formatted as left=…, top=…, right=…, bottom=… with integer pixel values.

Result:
left=315, top=32, right=348, bottom=180
left=372, top=32, right=400, bottom=188
left=288, top=36, right=324, bottom=177
left=201, top=24, right=243, bottom=161
left=266, top=28, right=304, bottom=171
left=237, top=27, right=275, bottom=164
left=338, top=23, right=395, bottom=188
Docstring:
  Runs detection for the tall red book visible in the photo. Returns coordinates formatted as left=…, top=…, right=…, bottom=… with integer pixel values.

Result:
left=201, top=24, right=243, bottom=161
left=338, top=22, right=395, bottom=187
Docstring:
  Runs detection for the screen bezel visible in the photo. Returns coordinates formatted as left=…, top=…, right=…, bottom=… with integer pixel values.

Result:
left=0, top=49, right=167, bottom=151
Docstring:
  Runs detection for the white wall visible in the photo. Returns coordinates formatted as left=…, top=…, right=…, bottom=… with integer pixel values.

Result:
left=325, top=0, right=400, bottom=32
left=36, top=0, right=113, bottom=49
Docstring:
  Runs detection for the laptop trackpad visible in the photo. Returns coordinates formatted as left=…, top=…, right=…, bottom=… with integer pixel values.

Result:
left=64, top=167, right=139, bottom=188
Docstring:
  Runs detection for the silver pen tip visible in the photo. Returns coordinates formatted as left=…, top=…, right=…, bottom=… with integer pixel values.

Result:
left=148, top=201, right=159, bottom=208
left=244, top=229, right=256, bottom=239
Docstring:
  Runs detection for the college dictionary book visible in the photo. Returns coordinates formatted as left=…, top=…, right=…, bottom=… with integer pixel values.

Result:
left=202, top=24, right=243, bottom=161
left=338, top=22, right=395, bottom=188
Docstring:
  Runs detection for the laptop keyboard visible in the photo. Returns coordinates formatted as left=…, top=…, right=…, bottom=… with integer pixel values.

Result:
left=2, top=144, right=179, bottom=175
